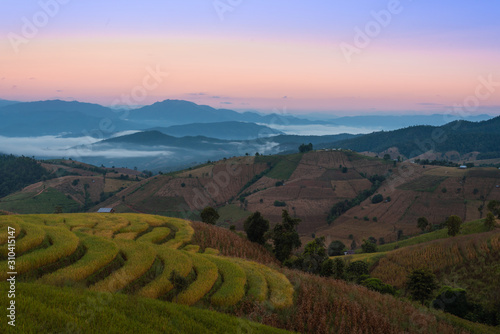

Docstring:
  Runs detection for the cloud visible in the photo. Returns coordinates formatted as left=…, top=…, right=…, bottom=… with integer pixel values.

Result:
left=0, top=135, right=171, bottom=160
left=221, top=102, right=232, bottom=104
left=56, top=89, right=63, bottom=92
left=264, top=124, right=379, bottom=136
left=416, top=102, right=443, bottom=106
left=282, top=96, right=287, bottom=99
left=211, top=96, right=220, bottom=98
left=188, top=92, right=206, bottom=96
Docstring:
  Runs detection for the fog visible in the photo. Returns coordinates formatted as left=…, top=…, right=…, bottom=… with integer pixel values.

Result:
left=264, top=124, right=379, bottom=136
left=0, top=135, right=172, bottom=159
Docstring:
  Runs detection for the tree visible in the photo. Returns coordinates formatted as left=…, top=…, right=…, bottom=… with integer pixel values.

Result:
left=301, top=237, right=327, bottom=274
left=361, top=239, right=377, bottom=253
left=271, top=210, right=301, bottom=262
left=321, top=257, right=345, bottom=279
left=406, top=269, right=439, bottom=304
left=298, top=143, right=313, bottom=153
left=200, top=206, right=219, bottom=225
left=446, top=215, right=462, bottom=236
left=487, top=200, right=500, bottom=218
left=350, top=239, right=357, bottom=250
left=327, top=240, right=346, bottom=256
left=243, top=211, right=269, bottom=245
left=372, top=194, right=384, bottom=204
left=383, top=154, right=391, bottom=160
left=417, top=217, right=429, bottom=232
left=346, top=261, right=369, bottom=280
left=484, top=212, right=496, bottom=230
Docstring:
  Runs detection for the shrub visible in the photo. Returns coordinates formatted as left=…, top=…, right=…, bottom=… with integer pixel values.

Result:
left=169, top=270, right=189, bottom=291
left=200, top=207, right=219, bottom=225
left=273, top=200, right=286, bottom=207
left=327, top=240, right=346, bottom=256
left=372, top=194, right=384, bottom=204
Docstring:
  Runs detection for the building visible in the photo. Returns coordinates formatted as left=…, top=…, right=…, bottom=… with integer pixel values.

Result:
left=97, top=208, right=115, bottom=213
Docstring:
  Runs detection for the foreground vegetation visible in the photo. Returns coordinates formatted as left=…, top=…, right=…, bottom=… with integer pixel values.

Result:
left=1, top=213, right=497, bottom=333
left=0, top=282, right=290, bottom=334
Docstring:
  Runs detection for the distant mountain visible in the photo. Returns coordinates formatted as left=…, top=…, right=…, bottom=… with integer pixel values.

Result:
left=0, top=99, right=19, bottom=108
left=0, top=100, right=144, bottom=137
left=128, top=99, right=324, bottom=126
left=334, top=115, right=500, bottom=159
left=149, top=121, right=283, bottom=140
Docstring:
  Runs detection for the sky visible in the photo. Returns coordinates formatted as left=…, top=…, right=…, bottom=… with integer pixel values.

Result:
left=1, top=0, right=499, bottom=116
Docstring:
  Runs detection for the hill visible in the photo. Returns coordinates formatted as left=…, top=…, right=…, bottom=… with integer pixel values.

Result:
left=0, top=100, right=142, bottom=137
left=149, top=121, right=283, bottom=139
left=334, top=115, right=500, bottom=160
left=0, top=213, right=493, bottom=333
left=0, top=154, right=49, bottom=198
left=79, top=130, right=356, bottom=170
left=0, top=160, right=144, bottom=214
left=128, top=99, right=323, bottom=127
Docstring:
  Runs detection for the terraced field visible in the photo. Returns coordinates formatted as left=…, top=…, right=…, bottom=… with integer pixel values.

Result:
left=0, top=213, right=294, bottom=309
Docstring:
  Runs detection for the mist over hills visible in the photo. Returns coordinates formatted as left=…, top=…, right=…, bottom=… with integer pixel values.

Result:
left=148, top=121, right=283, bottom=140
left=0, top=98, right=498, bottom=170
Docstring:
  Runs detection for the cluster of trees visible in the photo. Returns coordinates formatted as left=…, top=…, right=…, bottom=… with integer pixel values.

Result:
left=333, top=118, right=500, bottom=158
left=407, top=269, right=500, bottom=326
left=298, top=143, right=313, bottom=153
left=0, top=154, right=49, bottom=198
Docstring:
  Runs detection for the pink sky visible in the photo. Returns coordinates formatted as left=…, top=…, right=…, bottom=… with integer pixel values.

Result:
left=1, top=1, right=499, bottom=115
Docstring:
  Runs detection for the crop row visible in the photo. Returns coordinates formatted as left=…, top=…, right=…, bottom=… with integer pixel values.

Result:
left=136, top=227, right=171, bottom=244
left=38, top=233, right=119, bottom=286
left=137, top=246, right=193, bottom=299
left=174, top=252, right=218, bottom=306
left=0, top=222, right=45, bottom=258
left=371, top=230, right=500, bottom=287
left=90, top=239, right=156, bottom=293
left=0, top=225, right=79, bottom=280
left=205, top=255, right=247, bottom=307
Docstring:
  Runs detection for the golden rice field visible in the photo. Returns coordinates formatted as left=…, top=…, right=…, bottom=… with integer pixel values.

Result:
left=0, top=213, right=294, bottom=309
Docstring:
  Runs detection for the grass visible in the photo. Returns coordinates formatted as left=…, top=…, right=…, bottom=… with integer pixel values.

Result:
left=377, top=218, right=490, bottom=252
left=216, top=204, right=250, bottom=225
left=205, top=255, right=247, bottom=307
left=174, top=252, right=218, bottom=306
left=397, top=175, right=448, bottom=192
left=0, top=188, right=81, bottom=214
left=0, top=282, right=292, bottom=334
left=90, top=239, right=156, bottom=293
left=38, top=233, right=119, bottom=286
left=265, top=154, right=303, bottom=180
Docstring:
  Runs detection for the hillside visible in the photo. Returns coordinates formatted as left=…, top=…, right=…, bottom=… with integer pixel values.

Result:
left=149, top=121, right=284, bottom=140
left=0, top=213, right=494, bottom=333
left=334, top=115, right=500, bottom=160
left=93, top=150, right=500, bottom=247
left=0, top=160, right=143, bottom=214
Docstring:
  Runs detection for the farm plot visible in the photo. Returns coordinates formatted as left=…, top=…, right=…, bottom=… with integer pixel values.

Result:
left=1, top=213, right=295, bottom=312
